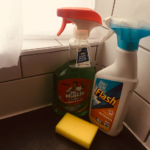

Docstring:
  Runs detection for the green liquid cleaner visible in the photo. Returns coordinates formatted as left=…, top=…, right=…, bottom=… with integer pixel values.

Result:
left=52, top=33, right=96, bottom=116
left=53, top=60, right=95, bottom=116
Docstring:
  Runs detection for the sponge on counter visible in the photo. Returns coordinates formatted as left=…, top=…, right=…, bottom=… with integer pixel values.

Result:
left=55, top=113, right=98, bottom=149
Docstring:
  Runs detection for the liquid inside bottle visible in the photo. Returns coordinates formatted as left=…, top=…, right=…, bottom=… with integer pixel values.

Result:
left=52, top=31, right=96, bottom=116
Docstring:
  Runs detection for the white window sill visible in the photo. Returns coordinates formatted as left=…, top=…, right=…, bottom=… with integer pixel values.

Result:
left=21, top=38, right=100, bottom=56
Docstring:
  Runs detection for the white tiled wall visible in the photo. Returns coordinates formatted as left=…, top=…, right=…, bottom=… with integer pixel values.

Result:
left=94, top=0, right=150, bottom=148
left=136, top=48, right=150, bottom=104
left=94, top=0, right=114, bottom=28
left=21, top=46, right=97, bottom=78
left=0, top=74, right=53, bottom=119
left=0, top=60, right=22, bottom=83
left=21, top=51, right=69, bottom=77
left=95, top=28, right=117, bottom=66
left=125, top=93, right=150, bottom=141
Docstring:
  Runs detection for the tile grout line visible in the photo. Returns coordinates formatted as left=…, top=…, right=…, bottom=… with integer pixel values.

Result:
left=55, top=39, right=63, bottom=46
left=111, top=0, right=116, bottom=16
left=94, top=45, right=98, bottom=61
left=21, top=46, right=70, bottom=56
left=21, top=49, right=69, bottom=57
left=19, top=56, right=24, bottom=78
left=145, top=130, right=150, bottom=142
left=134, top=91, right=150, bottom=105
left=21, top=43, right=99, bottom=57
left=0, top=104, right=52, bottom=121
left=22, top=72, right=54, bottom=79
left=101, top=25, right=108, bottom=30
left=21, top=45, right=97, bottom=58
left=123, top=122, right=149, bottom=150
left=139, top=45, right=150, bottom=52
left=21, top=41, right=99, bottom=57
left=0, top=72, right=54, bottom=84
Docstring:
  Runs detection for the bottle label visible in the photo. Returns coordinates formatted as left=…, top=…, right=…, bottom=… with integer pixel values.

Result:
left=76, top=47, right=91, bottom=67
left=57, top=78, right=92, bottom=112
left=90, top=78, right=123, bottom=131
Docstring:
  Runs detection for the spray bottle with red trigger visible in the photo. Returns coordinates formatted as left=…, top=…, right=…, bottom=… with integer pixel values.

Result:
left=53, top=7, right=102, bottom=116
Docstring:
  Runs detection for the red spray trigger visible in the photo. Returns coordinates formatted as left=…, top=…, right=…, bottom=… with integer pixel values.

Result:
left=57, top=19, right=72, bottom=36
left=57, top=7, right=102, bottom=36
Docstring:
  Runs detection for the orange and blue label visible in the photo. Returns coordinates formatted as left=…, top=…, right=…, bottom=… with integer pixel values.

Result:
left=90, top=78, right=123, bottom=131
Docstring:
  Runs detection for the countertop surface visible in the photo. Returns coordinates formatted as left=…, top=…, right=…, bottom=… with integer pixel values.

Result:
left=0, top=106, right=146, bottom=150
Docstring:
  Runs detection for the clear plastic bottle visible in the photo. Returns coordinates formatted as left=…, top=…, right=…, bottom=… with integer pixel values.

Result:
left=53, top=29, right=96, bottom=116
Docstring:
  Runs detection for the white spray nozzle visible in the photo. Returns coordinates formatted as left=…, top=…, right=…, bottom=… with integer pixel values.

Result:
left=100, top=17, right=114, bottom=43
left=103, top=17, right=111, bottom=27
left=101, top=16, right=150, bottom=50
left=100, top=29, right=114, bottom=43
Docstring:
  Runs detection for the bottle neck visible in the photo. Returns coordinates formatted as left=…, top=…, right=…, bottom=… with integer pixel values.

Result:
left=114, top=47, right=137, bottom=79
left=73, top=27, right=88, bottom=40
left=73, top=34, right=88, bottom=40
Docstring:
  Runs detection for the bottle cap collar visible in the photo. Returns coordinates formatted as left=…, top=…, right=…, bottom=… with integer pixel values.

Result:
left=73, top=27, right=88, bottom=39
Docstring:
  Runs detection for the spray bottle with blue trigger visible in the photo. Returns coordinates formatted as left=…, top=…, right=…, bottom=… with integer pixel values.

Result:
left=89, top=16, right=150, bottom=136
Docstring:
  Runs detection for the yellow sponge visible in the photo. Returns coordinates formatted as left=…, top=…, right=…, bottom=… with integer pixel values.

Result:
left=55, top=113, right=98, bottom=149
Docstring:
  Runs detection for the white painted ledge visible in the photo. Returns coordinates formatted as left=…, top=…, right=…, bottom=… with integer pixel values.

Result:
left=21, top=38, right=100, bottom=56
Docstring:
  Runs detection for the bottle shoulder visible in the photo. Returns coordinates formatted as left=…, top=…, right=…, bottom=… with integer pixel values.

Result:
left=95, top=65, right=138, bottom=83
left=54, top=61, right=96, bottom=78
left=69, top=38, right=89, bottom=46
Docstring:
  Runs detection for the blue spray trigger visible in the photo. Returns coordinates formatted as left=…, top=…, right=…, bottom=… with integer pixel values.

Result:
left=110, top=23, right=150, bottom=51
